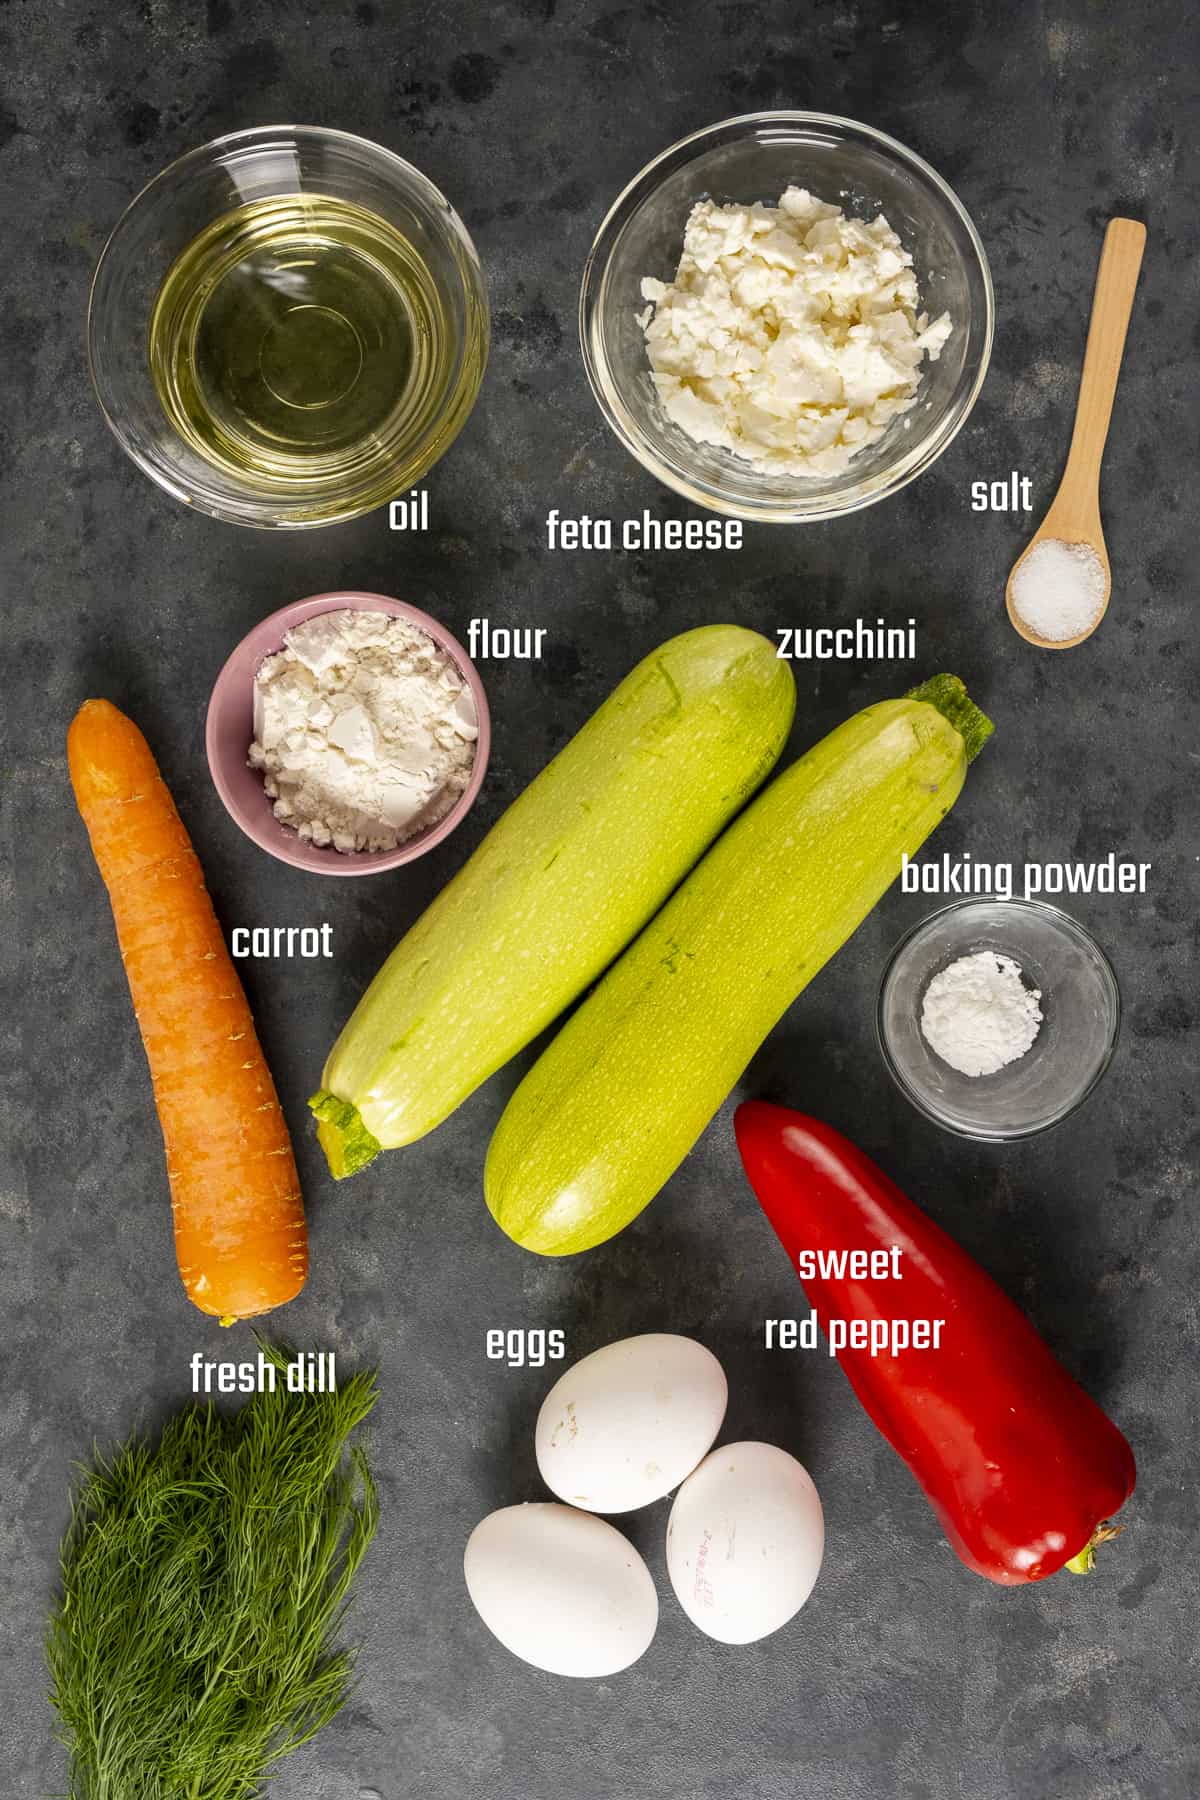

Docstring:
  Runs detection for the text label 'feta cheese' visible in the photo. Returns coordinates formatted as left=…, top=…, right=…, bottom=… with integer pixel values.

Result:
left=546, top=510, right=743, bottom=552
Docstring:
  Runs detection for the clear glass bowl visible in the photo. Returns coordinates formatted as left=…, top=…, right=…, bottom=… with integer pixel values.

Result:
left=88, top=126, right=488, bottom=528
left=580, top=111, right=993, bottom=523
left=877, top=899, right=1120, bottom=1141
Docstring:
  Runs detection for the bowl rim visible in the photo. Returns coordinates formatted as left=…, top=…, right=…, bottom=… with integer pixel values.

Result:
left=87, top=123, right=489, bottom=531
left=579, top=108, right=995, bottom=524
left=204, top=589, right=491, bottom=877
left=875, top=896, right=1121, bottom=1141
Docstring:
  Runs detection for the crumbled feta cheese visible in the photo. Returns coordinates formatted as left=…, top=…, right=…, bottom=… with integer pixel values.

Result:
left=639, top=186, right=953, bottom=478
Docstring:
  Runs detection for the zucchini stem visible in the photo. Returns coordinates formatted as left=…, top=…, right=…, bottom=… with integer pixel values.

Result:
left=309, top=1091, right=382, bottom=1179
left=907, top=674, right=994, bottom=762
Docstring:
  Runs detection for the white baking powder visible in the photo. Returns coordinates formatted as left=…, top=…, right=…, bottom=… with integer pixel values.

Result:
left=249, top=610, right=478, bottom=853
left=1010, top=538, right=1106, bottom=641
left=920, top=950, right=1043, bottom=1077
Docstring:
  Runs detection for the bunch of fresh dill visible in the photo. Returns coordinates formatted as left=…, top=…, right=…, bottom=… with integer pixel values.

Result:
left=46, top=1347, right=378, bottom=1799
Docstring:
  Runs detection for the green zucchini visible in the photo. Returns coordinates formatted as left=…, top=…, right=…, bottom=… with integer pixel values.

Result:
left=485, top=675, right=993, bottom=1256
left=311, top=627, right=796, bottom=1175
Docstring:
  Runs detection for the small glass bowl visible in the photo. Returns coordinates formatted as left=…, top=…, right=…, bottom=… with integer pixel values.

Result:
left=877, top=899, right=1119, bottom=1141
left=580, top=111, right=992, bottom=523
left=88, top=125, right=488, bottom=528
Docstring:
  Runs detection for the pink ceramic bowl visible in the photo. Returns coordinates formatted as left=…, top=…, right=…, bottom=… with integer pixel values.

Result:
left=206, top=591, right=491, bottom=876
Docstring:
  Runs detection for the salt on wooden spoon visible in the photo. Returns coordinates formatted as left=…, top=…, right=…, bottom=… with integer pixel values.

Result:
left=1007, top=217, right=1146, bottom=649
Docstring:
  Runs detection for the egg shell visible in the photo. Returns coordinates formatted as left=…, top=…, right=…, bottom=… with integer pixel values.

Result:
left=666, top=1441, right=824, bottom=1644
left=535, top=1333, right=728, bottom=1514
left=463, top=1502, right=658, bottom=1677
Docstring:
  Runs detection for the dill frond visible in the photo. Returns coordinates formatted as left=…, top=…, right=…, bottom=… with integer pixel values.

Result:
left=46, top=1345, right=378, bottom=1800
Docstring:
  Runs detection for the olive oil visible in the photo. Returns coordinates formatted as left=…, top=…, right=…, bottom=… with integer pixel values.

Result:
left=149, top=194, right=456, bottom=505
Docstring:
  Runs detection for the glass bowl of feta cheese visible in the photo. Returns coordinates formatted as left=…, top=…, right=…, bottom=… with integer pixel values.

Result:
left=580, top=111, right=993, bottom=522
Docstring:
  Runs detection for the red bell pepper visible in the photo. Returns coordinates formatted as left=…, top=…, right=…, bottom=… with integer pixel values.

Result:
left=734, top=1101, right=1136, bottom=1585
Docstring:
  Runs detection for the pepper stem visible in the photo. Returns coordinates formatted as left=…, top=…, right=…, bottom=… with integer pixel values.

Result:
left=1065, top=1520, right=1124, bottom=1575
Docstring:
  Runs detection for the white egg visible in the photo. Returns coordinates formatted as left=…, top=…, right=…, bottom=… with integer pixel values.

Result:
left=666, top=1441, right=824, bottom=1644
left=536, top=1333, right=728, bottom=1514
left=463, top=1502, right=658, bottom=1677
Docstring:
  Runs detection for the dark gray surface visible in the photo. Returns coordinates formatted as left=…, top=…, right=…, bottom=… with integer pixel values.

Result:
left=2, top=2, right=1197, bottom=1796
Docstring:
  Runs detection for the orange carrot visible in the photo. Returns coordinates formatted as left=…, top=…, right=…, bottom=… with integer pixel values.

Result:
left=68, top=699, right=307, bottom=1324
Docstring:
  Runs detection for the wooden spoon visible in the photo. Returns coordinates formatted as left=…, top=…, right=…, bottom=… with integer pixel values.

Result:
left=1006, top=217, right=1146, bottom=649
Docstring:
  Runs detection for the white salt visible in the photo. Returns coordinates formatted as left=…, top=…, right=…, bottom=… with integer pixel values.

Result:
left=1011, top=537, right=1106, bottom=642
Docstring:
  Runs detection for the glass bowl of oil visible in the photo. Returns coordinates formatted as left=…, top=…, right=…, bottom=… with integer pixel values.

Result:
left=88, top=126, right=488, bottom=528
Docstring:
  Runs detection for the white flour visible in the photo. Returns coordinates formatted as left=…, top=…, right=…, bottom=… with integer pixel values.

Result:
left=920, top=950, right=1043, bottom=1077
left=250, top=610, right=478, bottom=853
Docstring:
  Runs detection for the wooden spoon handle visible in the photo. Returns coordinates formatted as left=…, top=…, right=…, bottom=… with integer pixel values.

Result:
left=1062, top=217, right=1146, bottom=495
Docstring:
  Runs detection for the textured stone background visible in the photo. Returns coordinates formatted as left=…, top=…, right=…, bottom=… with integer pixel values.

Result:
left=1, top=1, right=1197, bottom=1796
